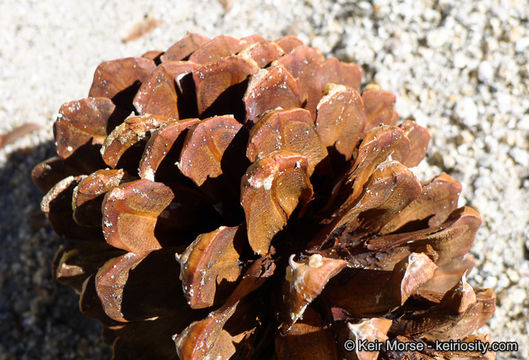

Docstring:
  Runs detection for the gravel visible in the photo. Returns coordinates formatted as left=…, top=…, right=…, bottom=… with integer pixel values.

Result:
left=0, top=0, right=527, bottom=359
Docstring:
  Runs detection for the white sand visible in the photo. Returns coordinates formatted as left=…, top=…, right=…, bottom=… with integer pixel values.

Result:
left=0, top=0, right=527, bottom=358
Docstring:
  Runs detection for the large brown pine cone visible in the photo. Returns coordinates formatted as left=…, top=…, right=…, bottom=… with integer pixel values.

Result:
left=33, top=33, right=495, bottom=360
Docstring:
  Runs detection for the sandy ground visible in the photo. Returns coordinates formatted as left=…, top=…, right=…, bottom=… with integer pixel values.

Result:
left=0, top=0, right=528, bottom=359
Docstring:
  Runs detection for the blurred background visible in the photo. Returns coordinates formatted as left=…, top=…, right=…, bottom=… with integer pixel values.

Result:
left=0, top=0, right=527, bottom=358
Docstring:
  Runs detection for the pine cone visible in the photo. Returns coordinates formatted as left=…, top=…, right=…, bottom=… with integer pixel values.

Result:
left=33, top=34, right=495, bottom=360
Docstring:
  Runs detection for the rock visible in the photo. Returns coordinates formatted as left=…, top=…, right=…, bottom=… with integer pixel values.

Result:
left=455, top=97, right=478, bottom=127
left=478, top=61, right=495, bottom=83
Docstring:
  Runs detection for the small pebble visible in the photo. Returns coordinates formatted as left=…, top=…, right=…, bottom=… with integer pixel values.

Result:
left=455, top=97, right=478, bottom=127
